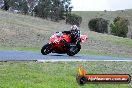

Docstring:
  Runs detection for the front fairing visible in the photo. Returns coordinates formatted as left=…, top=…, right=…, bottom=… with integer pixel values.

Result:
left=49, top=33, right=71, bottom=44
left=49, top=34, right=62, bottom=44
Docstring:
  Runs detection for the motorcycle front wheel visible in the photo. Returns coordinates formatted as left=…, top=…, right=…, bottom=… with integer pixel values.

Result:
left=41, top=43, right=51, bottom=55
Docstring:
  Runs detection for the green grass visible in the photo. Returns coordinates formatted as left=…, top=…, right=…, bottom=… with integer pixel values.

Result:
left=0, top=47, right=40, bottom=52
left=79, top=50, right=131, bottom=58
left=0, top=61, right=131, bottom=88
left=97, top=34, right=132, bottom=47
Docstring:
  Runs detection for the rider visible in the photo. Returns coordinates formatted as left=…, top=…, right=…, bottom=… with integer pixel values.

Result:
left=62, top=25, right=80, bottom=44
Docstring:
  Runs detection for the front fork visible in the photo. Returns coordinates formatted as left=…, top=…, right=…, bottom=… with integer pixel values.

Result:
left=48, top=43, right=56, bottom=51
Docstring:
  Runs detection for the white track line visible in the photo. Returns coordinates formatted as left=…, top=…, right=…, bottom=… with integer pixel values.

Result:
left=37, top=59, right=132, bottom=62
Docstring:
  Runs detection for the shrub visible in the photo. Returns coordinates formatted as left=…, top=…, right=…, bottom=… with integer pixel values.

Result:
left=88, top=18, right=108, bottom=33
left=110, top=16, right=129, bottom=37
left=66, top=14, right=82, bottom=26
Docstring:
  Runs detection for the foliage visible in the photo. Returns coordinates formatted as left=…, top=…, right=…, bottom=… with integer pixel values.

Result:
left=110, top=16, right=129, bottom=37
left=66, top=14, right=82, bottom=26
left=1, top=0, right=73, bottom=22
left=1, top=0, right=10, bottom=10
left=88, top=18, right=108, bottom=33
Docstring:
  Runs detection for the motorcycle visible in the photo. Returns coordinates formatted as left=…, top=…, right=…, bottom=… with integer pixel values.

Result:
left=41, top=31, right=88, bottom=56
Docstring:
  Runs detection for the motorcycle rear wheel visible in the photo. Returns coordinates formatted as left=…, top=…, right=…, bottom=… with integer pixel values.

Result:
left=67, top=44, right=81, bottom=56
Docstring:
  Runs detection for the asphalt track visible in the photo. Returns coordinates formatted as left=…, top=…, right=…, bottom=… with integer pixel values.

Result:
left=0, top=50, right=132, bottom=62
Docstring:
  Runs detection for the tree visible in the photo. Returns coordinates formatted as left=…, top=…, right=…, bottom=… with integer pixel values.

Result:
left=2, top=0, right=28, bottom=14
left=2, top=0, right=73, bottom=22
left=34, top=0, right=51, bottom=19
left=110, top=16, right=129, bottom=37
left=2, top=0, right=11, bottom=10
left=26, top=0, right=39, bottom=14
left=66, top=14, right=82, bottom=26
left=17, top=0, right=28, bottom=14
left=33, top=0, right=72, bottom=21
left=88, top=18, right=108, bottom=33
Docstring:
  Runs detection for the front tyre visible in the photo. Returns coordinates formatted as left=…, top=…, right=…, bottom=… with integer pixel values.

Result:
left=41, top=43, right=51, bottom=55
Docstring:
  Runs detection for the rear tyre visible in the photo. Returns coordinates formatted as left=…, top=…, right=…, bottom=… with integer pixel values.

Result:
left=41, top=43, right=51, bottom=55
left=67, top=44, right=81, bottom=56
left=75, top=44, right=81, bottom=54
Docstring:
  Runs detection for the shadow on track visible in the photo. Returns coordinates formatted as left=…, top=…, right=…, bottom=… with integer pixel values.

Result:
left=48, top=53, right=81, bottom=58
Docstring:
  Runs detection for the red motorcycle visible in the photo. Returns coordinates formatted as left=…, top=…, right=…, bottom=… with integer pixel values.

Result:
left=41, top=32, right=88, bottom=56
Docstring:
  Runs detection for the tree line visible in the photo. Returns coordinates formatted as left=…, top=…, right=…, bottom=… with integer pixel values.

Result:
left=0, top=0, right=82, bottom=26
left=1, top=0, right=71, bottom=21
left=88, top=17, right=130, bottom=38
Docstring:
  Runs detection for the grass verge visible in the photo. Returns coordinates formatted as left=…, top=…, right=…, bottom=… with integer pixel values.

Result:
left=0, top=61, right=131, bottom=88
left=0, top=47, right=40, bottom=52
left=79, top=50, right=132, bottom=58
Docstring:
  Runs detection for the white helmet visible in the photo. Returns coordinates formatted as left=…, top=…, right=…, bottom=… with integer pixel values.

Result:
left=70, top=25, right=78, bottom=30
left=56, top=32, right=63, bottom=37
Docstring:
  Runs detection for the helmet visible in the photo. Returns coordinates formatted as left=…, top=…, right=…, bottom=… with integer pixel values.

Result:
left=70, top=25, right=78, bottom=31
left=56, top=32, right=63, bottom=37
